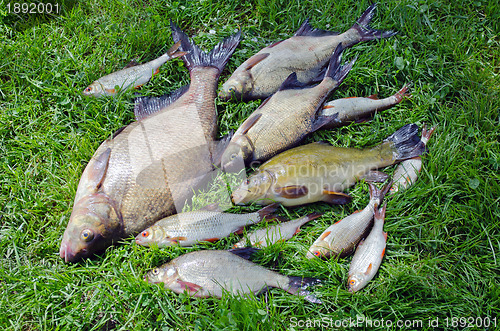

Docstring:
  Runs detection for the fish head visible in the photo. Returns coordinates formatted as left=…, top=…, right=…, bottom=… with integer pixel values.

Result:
left=219, top=71, right=252, bottom=101
left=145, top=264, right=179, bottom=287
left=135, top=226, right=157, bottom=247
left=306, top=241, right=331, bottom=259
left=59, top=193, right=122, bottom=263
left=221, top=136, right=253, bottom=172
left=231, top=170, right=274, bottom=205
left=82, top=82, right=105, bottom=97
left=347, top=274, right=364, bottom=293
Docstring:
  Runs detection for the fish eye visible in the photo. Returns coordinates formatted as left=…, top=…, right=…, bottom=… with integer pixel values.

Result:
left=349, top=279, right=356, bottom=286
left=313, top=251, right=321, bottom=257
left=230, top=153, right=238, bottom=160
left=85, top=87, right=92, bottom=92
left=228, top=86, right=236, bottom=93
left=141, top=231, right=149, bottom=238
left=152, top=268, right=160, bottom=275
left=81, top=229, right=94, bottom=242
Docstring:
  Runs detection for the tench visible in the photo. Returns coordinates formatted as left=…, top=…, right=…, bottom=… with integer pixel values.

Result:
left=306, top=183, right=386, bottom=259
left=60, top=24, right=241, bottom=262
left=83, top=41, right=187, bottom=97
left=347, top=203, right=387, bottom=292
left=319, top=85, right=410, bottom=129
left=233, top=213, right=322, bottom=248
left=231, top=124, right=426, bottom=207
left=221, top=45, right=355, bottom=171
left=145, top=248, right=322, bottom=303
left=219, top=3, right=396, bottom=101
left=389, top=125, right=436, bottom=194
left=135, top=203, right=279, bottom=247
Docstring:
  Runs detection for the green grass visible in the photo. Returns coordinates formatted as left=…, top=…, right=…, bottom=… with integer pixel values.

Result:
left=1, top=0, right=499, bottom=330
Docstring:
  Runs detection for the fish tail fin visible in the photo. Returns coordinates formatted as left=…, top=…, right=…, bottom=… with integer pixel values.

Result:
left=351, top=3, right=397, bottom=43
left=421, top=124, right=437, bottom=145
left=374, top=202, right=387, bottom=224
left=323, top=44, right=356, bottom=86
left=386, top=124, right=427, bottom=162
left=170, top=21, right=241, bottom=74
left=286, top=276, right=322, bottom=304
left=160, top=40, right=189, bottom=60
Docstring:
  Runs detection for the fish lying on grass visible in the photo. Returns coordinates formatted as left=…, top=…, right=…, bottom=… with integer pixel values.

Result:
left=60, top=24, right=241, bottom=262
left=145, top=248, right=322, bottom=303
left=233, top=213, right=322, bottom=248
left=306, top=183, right=387, bottom=259
left=389, top=125, right=436, bottom=194
left=219, top=3, right=396, bottom=101
left=319, top=85, right=410, bottom=129
left=221, top=45, right=355, bottom=171
left=83, top=41, right=187, bottom=97
left=231, top=124, right=426, bottom=207
left=347, top=203, right=387, bottom=292
left=135, top=203, right=279, bottom=247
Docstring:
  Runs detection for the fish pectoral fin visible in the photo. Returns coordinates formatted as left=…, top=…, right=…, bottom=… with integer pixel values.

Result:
left=203, top=237, right=220, bottom=243
left=177, top=280, right=202, bottom=293
left=87, top=148, right=111, bottom=191
left=318, top=231, right=331, bottom=241
left=274, top=185, right=308, bottom=199
left=360, top=170, right=390, bottom=182
left=311, top=113, right=338, bottom=132
left=228, top=247, right=261, bottom=260
left=278, top=72, right=309, bottom=91
left=321, top=190, right=352, bottom=205
left=244, top=53, right=269, bottom=70
left=169, top=236, right=187, bottom=244
left=364, top=263, right=373, bottom=275
left=104, top=88, right=116, bottom=94
left=240, top=113, right=262, bottom=135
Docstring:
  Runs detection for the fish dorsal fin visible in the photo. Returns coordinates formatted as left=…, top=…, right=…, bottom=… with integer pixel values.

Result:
left=294, top=19, right=339, bottom=37
left=199, top=203, right=222, bottom=212
left=268, top=40, right=284, bottom=48
left=133, top=85, right=189, bottom=120
left=123, top=59, right=140, bottom=69
left=278, top=72, right=309, bottom=91
left=228, top=247, right=261, bottom=260
left=364, top=263, right=373, bottom=275
left=275, top=185, right=308, bottom=199
left=239, top=113, right=262, bottom=135
left=88, top=148, right=111, bottom=191
left=367, top=94, right=378, bottom=100
left=244, top=53, right=269, bottom=70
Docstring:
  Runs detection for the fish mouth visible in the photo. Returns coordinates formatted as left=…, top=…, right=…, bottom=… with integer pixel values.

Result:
left=59, top=241, right=88, bottom=263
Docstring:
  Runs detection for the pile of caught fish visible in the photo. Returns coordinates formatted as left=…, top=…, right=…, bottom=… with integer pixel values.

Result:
left=61, top=4, right=436, bottom=302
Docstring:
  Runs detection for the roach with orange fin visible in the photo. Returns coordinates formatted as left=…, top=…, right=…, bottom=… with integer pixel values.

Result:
left=320, top=85, right=410, bottom=128
left=347, top=203, right=387, bottom=292
left=135, top=203, right=280, bottom=247
left=145, top=248, right=322, bottom=303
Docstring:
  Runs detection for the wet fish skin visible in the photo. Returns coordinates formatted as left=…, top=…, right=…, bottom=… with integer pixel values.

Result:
left=231, top=124, right=426, bottom=207
left=219, top=3, right=396, bottom=101
left=347, top=203, right=387, bottom=292
left=306, top=183, right=385, bottom=259
left=60, top=26, right=241, bottom=263
left=135, top=203, right=279, bottom=247
left=389, top=125, right=436, bottom=194
left=320, top=85, right=410, bottom=129
left=233, top=212, right=322, bottom=248
left=221, top=45, right=355, bottom=171
left=145, top=249, right=322, bottom=303
left=82, top=41, right=187, bottom=97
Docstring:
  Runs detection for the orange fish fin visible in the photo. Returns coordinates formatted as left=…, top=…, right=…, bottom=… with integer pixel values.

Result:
left=169, top=236, right=187, bottom=244
left=239, top=113, right=262, bottom=135
left=105, top=88, right=116, bottom=94
left=367, top=94, right=379, bottom=100
left=383, top=232, right=388, bottom=241
left=275, top=185, right=308, bottom=199
left=178, top=280, right=202, bottom=293
left=319, top=231, right=331, bottom=241
left=364, top=263, right=373, bottom=275
left=244, top=53, right=269, bottom=70
left=381, top=247, right=386, bottom=259
left=293, top=228, right=301, bottom=235
left=154, top=68, right=160, bottom=75
left=322, top=190, right=352, bottom=204
left=322, top=104, right=335, bottom=109
left=204, top=238, right=220, bottom=243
